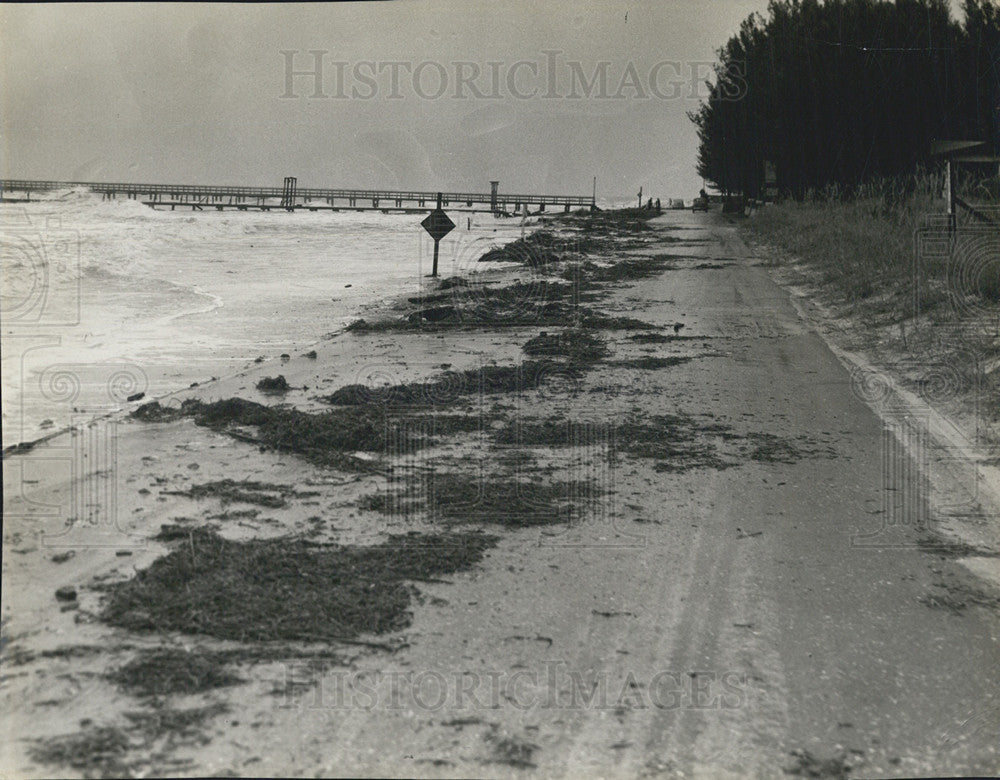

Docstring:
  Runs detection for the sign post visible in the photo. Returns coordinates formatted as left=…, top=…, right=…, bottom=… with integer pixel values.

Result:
left=420, top=192, right=456, bottom=278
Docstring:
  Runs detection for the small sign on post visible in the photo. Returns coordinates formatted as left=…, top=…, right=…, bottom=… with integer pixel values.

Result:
left=420, top=193, right=456, bottom=278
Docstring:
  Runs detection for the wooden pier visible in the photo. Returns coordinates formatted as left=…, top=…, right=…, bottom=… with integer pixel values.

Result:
left=0, top=178, right=595, bottom=215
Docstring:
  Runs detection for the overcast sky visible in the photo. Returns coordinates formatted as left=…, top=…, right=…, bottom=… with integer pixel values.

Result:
left=1, top=1, right=809, bottom=199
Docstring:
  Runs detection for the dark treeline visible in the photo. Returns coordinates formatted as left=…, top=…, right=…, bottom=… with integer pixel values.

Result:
left=689, top=0, right=1000, bottom=198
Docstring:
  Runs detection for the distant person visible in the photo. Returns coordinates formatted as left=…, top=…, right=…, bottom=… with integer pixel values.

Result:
left=699, top=188, right=707, bottom=200
left=656, top=198, right=661, bottom=213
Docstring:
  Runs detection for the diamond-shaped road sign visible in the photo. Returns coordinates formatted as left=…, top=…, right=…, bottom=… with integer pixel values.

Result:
left=421, top=209, right=456, bottom=242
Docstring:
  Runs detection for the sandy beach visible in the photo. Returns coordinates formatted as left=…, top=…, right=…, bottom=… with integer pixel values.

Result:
left=3, top=207, right=1000, bottom=778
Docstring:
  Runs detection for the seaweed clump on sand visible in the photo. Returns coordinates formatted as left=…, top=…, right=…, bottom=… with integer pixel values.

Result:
left=101, top=528, right=497, bottom=642
left=323, top=361, right=574, bottom=407
left=132, top=401, right=184, bottom=422
left=492, top=418, right=612, bottom=448
left=562, top=254, right=675, bottom=283
left=401, top=280, right=595, bottom=328
left=359, top=472, right=601, bottom=528
left=164, top=479, right=295, bottom=508
left=134, top=398, right=387, bottom=470
left=580, top=207, right=657, bottom=230
left=132, top=398, right=483, bottom=470
left=489, top=414, right=836, bottom=473
left=193, top=399, right=387, bottom=469
left=522, top=329, right=608, bottom=363
left=256, top=375, right=290, bottom=394
left=29, top=727, right=134, bottom=779
left=346, top=273, right=652, bottom=332
left=578, top=311, right=654, bottom=330
left=615, top=414, right=739, bottom=472
left=608, top=356, right=693, bottom=370
left=428, top=474, right=598, bottom=526
left=108, top=648, right=243, bottom=697
left=29, top=703, right=229, bottom=778
left=484, top=728, right=539, bottom=769
left=490, top=413, right=741, bottom=472
left=741, top=432, right=838, bottom=464
left=629, top=332, right=672, bottom=343
left=476, top=230, right=565, bottom=268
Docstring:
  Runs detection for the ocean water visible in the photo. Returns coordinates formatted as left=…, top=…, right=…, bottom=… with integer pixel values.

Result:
left=1, top=190, right=532, bottom=447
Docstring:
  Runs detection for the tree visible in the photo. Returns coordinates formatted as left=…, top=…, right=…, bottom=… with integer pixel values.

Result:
left=689, top=0, right=997, bottom=198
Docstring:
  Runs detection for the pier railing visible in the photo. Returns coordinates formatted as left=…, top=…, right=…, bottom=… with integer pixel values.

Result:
left=0, top=179, right=595, bottom=213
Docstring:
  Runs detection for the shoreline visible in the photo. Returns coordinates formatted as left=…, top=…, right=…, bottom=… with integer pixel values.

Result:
left=0, top=214, right=546, bottom=458
left=1, top=195, right=532, bottom=451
